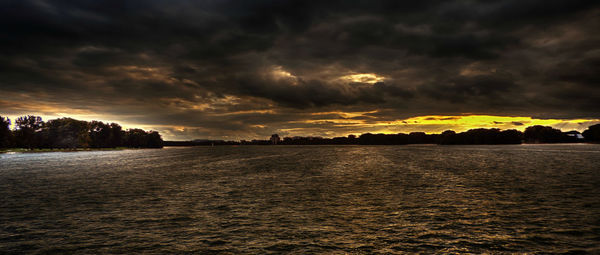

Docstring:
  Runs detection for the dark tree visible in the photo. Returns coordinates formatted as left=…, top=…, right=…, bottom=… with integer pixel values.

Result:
left=109, top=123, right=124, bottom=147
left=145, top=131, right=163, bottom=148
left=14, top=115, right=44, bottom=149
left=0, top=116, right=12, bottom=148
left=89, top=121, right=111, bottom=148
left=498, top=129, right=523, bottom=144
left=43, top=118, right=91, bottom=148
left=3, top=116, right=162, bottom=149
left=524, top=125, right=564, bottom=143
left=439, top=130, right=457, bottom=145
left=124, top=129, right=148, bottom=148
left=122, top=129, right=163, bottom=148
left=582, top=124, right=600, bottom=142
left=356, top=133, right=409, bottom=145
left=408, top=132, right=431, bottom=144
left=437, top=128, right=522, bottom=145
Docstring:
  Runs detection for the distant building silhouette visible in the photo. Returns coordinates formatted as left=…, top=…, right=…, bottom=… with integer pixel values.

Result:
left=270, top=134, right=280, bottom=145
left=565, top=130, right=584, bottom=140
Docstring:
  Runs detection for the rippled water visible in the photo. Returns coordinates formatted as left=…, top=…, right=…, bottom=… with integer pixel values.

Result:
left=1, top=145, right=599, bottom=254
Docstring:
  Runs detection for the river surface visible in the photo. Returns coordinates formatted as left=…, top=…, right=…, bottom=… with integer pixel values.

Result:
left=1, top=145, right=599, bottom=254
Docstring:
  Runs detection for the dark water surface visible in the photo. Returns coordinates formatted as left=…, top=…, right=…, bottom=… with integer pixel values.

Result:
left=1, top=145, right=599, bottom=254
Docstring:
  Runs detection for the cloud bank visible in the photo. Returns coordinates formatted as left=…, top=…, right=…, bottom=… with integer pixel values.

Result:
left=1, top=0, right=599, bottom=139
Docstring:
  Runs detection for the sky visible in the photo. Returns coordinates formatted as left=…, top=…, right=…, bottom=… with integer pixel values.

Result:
left=1, top=0, right=599, bottom=140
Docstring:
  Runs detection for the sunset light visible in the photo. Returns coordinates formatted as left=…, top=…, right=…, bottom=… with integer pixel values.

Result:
left=2, top=1, right=600, bottom=254
left=339, top=73, right=385, bottom=84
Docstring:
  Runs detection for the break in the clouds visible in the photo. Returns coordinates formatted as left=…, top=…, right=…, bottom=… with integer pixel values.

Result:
left=1, top=0, right=599, bottom=140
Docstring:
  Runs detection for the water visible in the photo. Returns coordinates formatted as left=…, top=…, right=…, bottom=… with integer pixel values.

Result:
left=1, top=145, right=599, bottom=254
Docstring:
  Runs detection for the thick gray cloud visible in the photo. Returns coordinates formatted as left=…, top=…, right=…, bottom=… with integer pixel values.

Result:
left=1, top=0, right=599, bottom=139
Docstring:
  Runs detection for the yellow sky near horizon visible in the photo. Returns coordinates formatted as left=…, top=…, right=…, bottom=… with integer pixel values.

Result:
left=3, top=111, right=598, bottom=140
left=284, top=114, right=599, bottom=138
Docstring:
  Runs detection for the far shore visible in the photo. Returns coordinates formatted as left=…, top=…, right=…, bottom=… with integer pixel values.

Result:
left=0, top=147, right=135, bottom=154
left=3, top=143, right=599, bottom=154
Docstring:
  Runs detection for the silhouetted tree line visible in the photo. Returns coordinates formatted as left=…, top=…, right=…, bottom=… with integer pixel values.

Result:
left=163, top=140, right=239, bottom=146
left=438, top=129, right=523, bottom=145
left=0, top=115, right=163, bottom=149
left=161, top=124, right=600, bottom=146
left=582, top=124, right=600, bottom=142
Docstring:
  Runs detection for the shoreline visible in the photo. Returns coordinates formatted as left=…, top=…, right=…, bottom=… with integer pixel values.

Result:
left=0, top=147, right=134, bottom=154
left=164, top=142, right=598, bottom=147
left=3, top=143, right=598, bottom=153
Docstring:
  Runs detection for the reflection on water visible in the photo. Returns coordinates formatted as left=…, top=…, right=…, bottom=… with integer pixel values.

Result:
left=1, top=145, right=599, bottom=253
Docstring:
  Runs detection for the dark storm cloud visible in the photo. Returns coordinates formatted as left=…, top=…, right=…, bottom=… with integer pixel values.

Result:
left=1, top=0, right=599, bottom=138
left=419, top=74, right=518, bottom=103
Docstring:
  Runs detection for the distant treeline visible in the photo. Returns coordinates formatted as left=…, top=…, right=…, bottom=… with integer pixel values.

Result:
left=0, top=116, right=163, bottom=149
left=165, top=124, right=600, bottom=146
